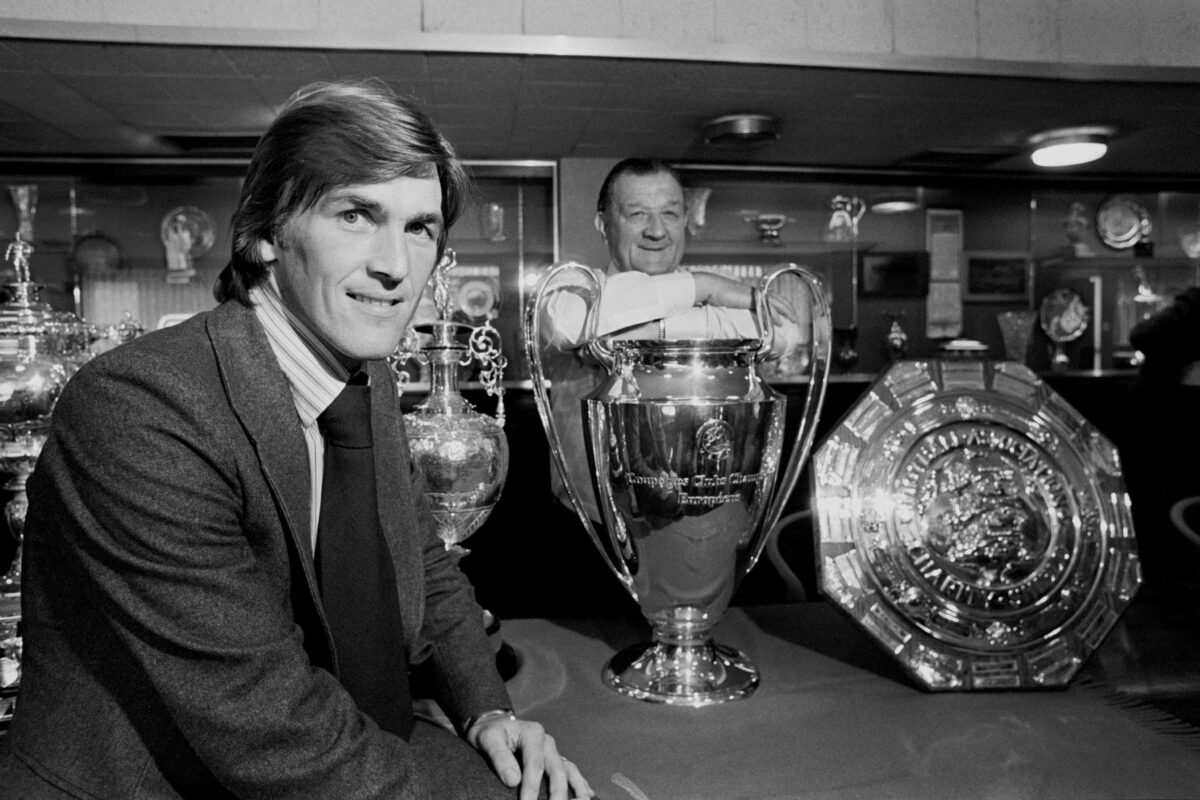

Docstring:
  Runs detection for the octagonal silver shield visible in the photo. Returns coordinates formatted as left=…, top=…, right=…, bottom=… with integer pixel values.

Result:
left=812, top=360, right=1140, bottom=690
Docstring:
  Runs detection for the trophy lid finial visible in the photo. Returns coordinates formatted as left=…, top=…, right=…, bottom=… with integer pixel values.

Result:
left=432, top=248, right=458, bottom=322
left=5, top=233, right=34, bottom=285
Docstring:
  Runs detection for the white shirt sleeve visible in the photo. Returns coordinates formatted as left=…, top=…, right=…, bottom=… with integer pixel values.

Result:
left=662, top=305, right=758, bottom=340
left=542, top=269, right=697, bottom=347
left=541, top=267, right=807, bottom=357
left=663, top=300, right=810, bottom=359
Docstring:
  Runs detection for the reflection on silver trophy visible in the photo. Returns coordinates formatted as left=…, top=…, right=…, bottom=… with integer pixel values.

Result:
left=526, top=263, right=831, bottom=706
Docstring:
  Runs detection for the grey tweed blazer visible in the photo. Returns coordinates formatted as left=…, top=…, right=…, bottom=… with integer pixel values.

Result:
left=3, top=299, right=508, bottom=798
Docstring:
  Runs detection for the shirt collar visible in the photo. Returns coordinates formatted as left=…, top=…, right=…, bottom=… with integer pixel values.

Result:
left=251, top=273, right=353, bottom=426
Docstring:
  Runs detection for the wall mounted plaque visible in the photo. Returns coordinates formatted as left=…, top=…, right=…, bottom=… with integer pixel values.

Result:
left=812, top=360, right=1140, bottom=691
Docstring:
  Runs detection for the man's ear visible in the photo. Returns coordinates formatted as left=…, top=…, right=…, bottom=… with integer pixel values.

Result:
left=594, top=212, right=607, bottom=241
left=256, top=238, right=279, bottom=264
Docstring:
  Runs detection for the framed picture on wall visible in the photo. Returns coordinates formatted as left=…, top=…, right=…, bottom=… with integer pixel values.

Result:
left=962, top=251, right=1032, bottom=302
left=857, top=251, right=931, bottom=297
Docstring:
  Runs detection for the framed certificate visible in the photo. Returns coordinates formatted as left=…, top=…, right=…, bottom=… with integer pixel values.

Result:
left=962, top=251, right=1031, bottom=302
left=857, top=251, right=930, bottom=297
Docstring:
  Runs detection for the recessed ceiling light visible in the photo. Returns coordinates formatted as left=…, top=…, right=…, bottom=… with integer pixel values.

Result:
left=701, top=114, right=778, bottom=146
left=869, top=193, right=922, bottom=214
left=1028, top=126, right=1114, bottom=168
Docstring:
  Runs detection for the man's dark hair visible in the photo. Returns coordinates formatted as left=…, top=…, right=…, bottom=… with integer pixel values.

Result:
left=595, top=158, right=683, bottom=216
left=215, top=79, right=468, bottom=304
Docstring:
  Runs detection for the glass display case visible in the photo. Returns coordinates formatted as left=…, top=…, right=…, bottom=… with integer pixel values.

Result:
left=1030, top=189, right=1200, bottom=370
left=0, top=171, right=240, bottom=332
left=428, top=161, right=556, bottom=382
left=0, top=162, right=557, bottom=383
left=665, top=168, right=1200, bottom=375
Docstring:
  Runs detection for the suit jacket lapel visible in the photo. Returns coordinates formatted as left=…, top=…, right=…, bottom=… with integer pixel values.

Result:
left=205, top=305, right=424, bottom=655
left=204, top=302, right=324, bottom=617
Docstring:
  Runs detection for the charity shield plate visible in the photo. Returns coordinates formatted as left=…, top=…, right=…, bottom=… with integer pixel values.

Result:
left=812, top=360, right=1140, bottom=690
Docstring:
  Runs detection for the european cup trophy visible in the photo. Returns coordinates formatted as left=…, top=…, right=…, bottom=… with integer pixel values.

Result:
left=525, top=263, right=832, bottom=705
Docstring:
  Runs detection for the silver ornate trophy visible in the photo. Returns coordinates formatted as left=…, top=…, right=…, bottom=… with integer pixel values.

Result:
left=0, top=186, right=76, bottom=727
left=1039, top=287, right=1089, bottom=371
left=390, top=249, right=515, bottom=678
left=812, top=360, right=1140, bottom=690
left=526, top=262, right=832, bottom=706
left=1, top=188, right=71, bottom=594
left=390, top=249, right=509, bottom=554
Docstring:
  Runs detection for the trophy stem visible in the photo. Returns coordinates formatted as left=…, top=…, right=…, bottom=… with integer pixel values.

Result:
left=1050, top=341, right=1071, bottom=370
left=602, top=610, right=759, bottom=707
left=1, top=471, right=30, bottom=594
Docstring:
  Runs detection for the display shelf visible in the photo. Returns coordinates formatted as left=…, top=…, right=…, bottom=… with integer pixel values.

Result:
left=1031, top=254, right=1199, bottom=370
left=683, top=240, right=874, bottom=256
left=447, top=239, right=545, bottom=258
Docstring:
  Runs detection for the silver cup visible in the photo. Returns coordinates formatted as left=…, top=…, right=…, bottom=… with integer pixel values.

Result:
left=525, top=263, right=831, bottom=705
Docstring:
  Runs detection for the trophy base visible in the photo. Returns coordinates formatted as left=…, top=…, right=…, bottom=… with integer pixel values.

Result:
left=602, top=639, right=760, bottom=707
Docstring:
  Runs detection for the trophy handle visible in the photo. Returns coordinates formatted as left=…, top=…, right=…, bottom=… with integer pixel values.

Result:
left=467, top=322, right=507, bottom=427
left=523, top=261, right=627, bottom=585
left=755, top=264, right=833, bottom=549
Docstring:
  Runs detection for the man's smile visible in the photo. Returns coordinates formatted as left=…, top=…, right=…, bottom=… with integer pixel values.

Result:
left=349, top=293, right=400, bottom=308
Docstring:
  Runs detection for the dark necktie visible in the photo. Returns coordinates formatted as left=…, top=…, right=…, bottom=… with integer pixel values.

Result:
left=315, top=372, right=414, bottom=739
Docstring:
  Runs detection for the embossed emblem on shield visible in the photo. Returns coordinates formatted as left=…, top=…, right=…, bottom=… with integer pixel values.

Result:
left=812, top=360, right=1140, bottom=690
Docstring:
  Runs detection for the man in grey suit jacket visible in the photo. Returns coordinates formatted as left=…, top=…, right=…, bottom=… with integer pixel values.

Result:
left=0, top=80, right=592, bottom=800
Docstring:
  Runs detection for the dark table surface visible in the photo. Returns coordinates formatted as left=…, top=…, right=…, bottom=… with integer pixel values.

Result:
left=497, top=593, right=1200, bottom=800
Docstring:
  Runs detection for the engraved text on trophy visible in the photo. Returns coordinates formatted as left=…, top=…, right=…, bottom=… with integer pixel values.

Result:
left=588, top=398, right=782, bottom=623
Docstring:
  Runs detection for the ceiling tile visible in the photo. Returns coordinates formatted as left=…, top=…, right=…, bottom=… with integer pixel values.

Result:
left=3, top=39, right=138, bottom=74
left=104, top=104, right=207, bottom=130
left=0, top=77, right=116, bottom=127
left=0, top=39, right=1198, bottom=181
left=119, top=44, right=242, bottom=77
left=515, top=106, right=593, bottom=133
left=250, top=78, right=316, bottom=107
left=519, top=56, right=615, bottom=85
left=426, top=80, right=517, bottom=108
left=515, top=82, right=601, bottom=110
left=0, top=42, right=42, bottom=73
left=220, top=47, right=335, bottom=80
left=160, top=76, right=268, bottom=106
left=169, top=103, right=280, bottom=131
left=58, top=74, right=179, bottom=105
left=326, top=51, right=429, bottom=80
left=425, top=53, right=524, bottom=82
left=0, top=120, right=73, bottom=149
left=0, top=99, right=39, bottom=123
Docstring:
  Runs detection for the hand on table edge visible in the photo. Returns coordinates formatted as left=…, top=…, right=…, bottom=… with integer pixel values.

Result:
left=465, top=711, right=595, bottom=800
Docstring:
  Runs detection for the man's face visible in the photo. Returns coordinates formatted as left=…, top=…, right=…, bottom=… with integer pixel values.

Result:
left=258, top=174, right=444, bottom=369
left=596, top=171, right=686, bottom=275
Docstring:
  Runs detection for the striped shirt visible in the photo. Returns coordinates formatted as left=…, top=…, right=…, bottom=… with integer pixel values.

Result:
left=250, top=276, right=354, bottom=550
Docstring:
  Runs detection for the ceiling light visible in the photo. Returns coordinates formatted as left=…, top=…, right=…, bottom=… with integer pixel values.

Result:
left=869, top=193, right=922, bottom=214
left=702, top=114, right=778, bottom=146
left=1028, top=126, right=1114, bottom=168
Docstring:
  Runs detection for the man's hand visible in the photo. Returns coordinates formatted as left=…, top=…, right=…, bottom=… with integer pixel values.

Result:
left=467, top=715, right=594, bottom=800
left=760, top=288, right=812, bottom=361
left=693, top=271, right=810, bottom=360
left=692, top=271, right=753, bottom=309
